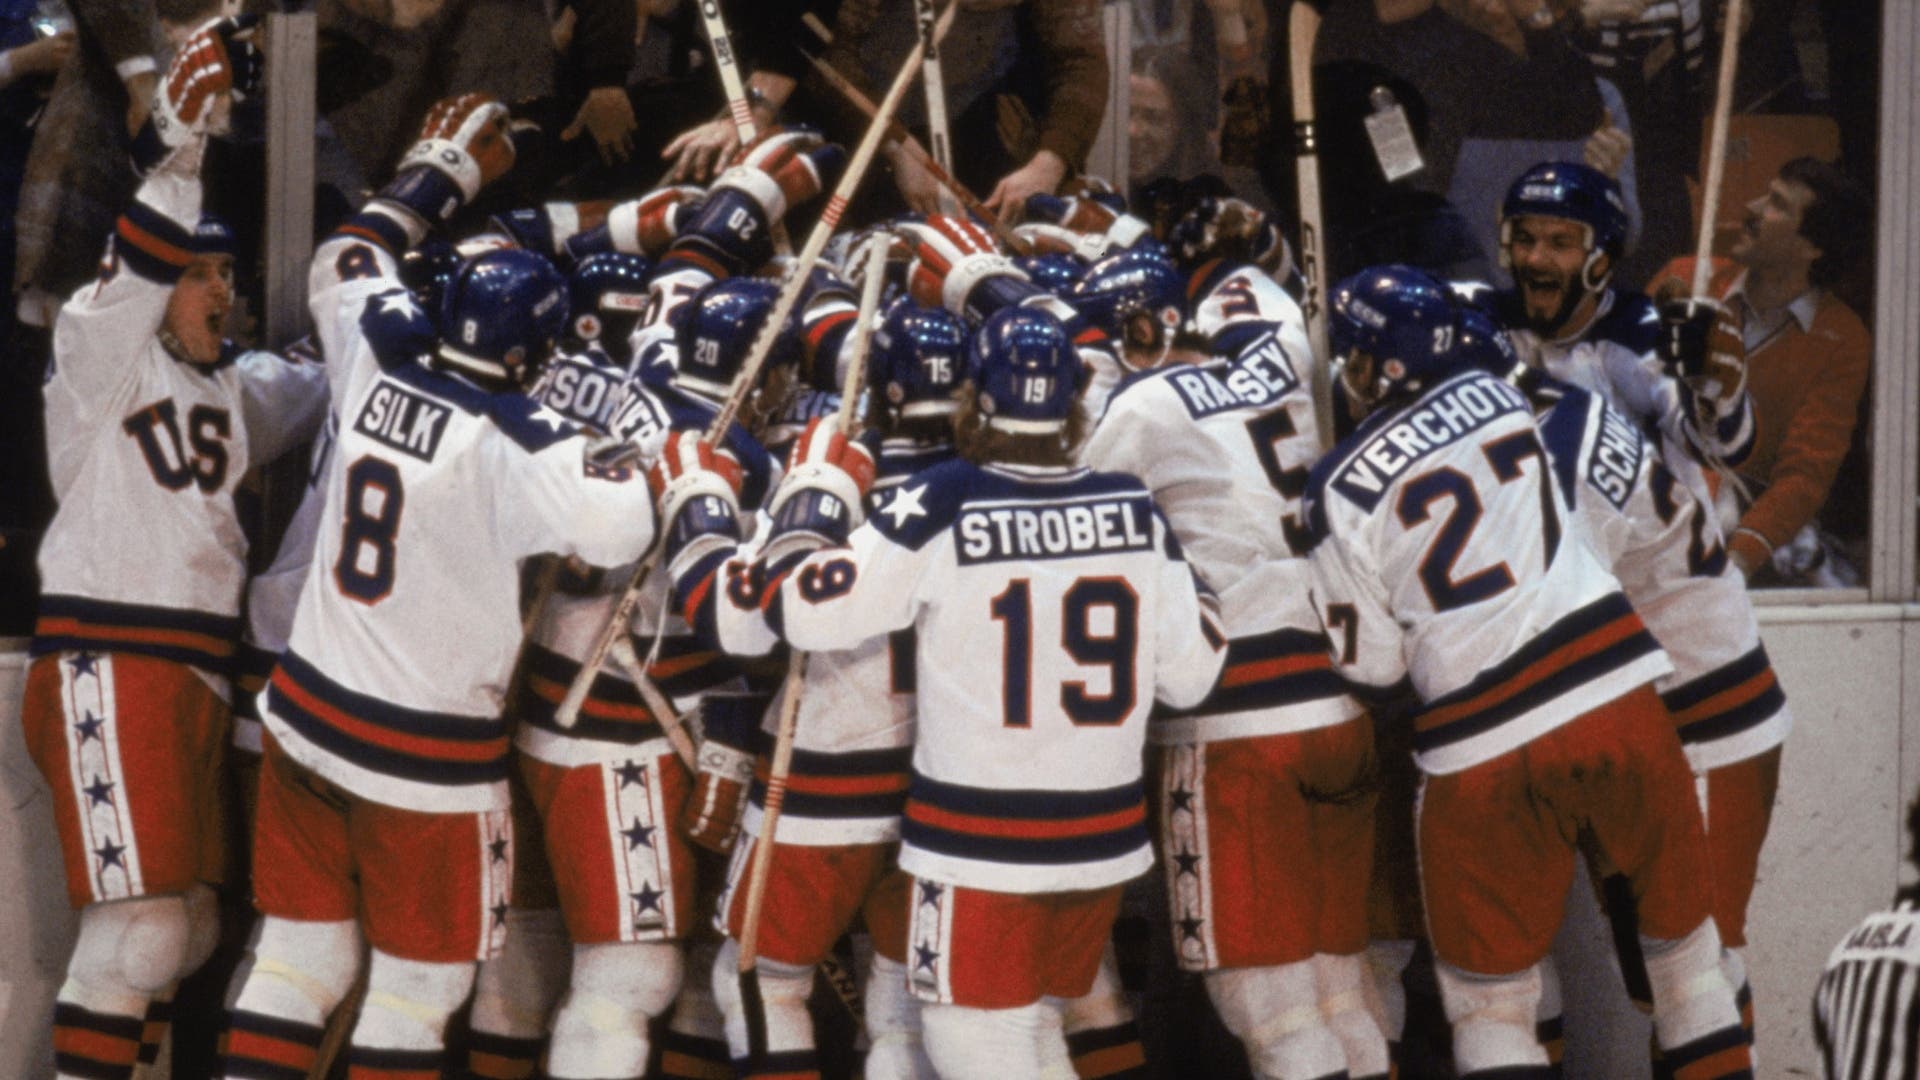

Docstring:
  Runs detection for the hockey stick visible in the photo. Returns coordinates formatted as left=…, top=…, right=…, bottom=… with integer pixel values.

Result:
left=608, top=635, right=700, bottom=770
left=1288, top=0, right=1335, bottom=451
left=692, top=0, right=793, bottom=255
left=557, top=10, right=952, bottom=728
left=793, top=26, right=1027, bottom=254
left=739, top=233, right=891, bottom=1065
left=1691, top=0, right=1745, bottom=297
left=911, top=0, right=956, bottom=207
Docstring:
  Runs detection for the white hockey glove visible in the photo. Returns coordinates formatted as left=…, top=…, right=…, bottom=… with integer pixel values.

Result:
left=762, top=417, right=875, bottom=561
left=648, top=430, right=745, bottom=567
left=897, top=214, right=1028, bottom=321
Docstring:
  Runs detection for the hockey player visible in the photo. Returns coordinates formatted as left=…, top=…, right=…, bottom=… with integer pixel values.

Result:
left=656, top=306, right=1227, bottom=1078
left=19, top=19, right=329, bottom=1079
left=213, top=93, right=661, bottom=1078
left=699, top=298, right=969, bottom=1080
left=1305, top=265, right=1753, bottom=1078
left=1458, top=307, right=1791, bottom=1056
left=1075, top=247, right=1388, bottom=1080
left=511, top=277, right=789, bottom=1080
left=1485, top=162, right=1754, bottom=499
left=563, top=251, right=653, bottom=368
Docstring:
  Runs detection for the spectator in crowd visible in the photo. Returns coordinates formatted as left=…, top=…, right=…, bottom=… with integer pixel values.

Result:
left=0, top=5, right=72, bottom=635
left=1128, top=45, right=1215, bottom=197
left=816, top=0, right=1110, bottom=225
left=1813, top=792, right=1920, bottom=1078
left=1651, top=156, right=1872, bottom=586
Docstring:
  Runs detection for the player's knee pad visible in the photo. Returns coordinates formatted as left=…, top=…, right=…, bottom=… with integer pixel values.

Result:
left=1366, top=938, right=1417, bottom=1044
left=1433, top=960, right=1548, bottom=1075
left=230, top=917, right=362, bottom=1025
left=68, top=896, right=191, bottom=1002
left=710, top=937, right=814, bottom=1059
left=864, top=953, right=936, bottom=1080
left=1207, top=962, right=1347, bottom=1079
left=1641, top=919, right=1742, bottom=1052
left=352, top=949, right=476, bottom=1049
left=547, top=940, right=682, bottom=1078
left=1060, top=946, right=1132, bottom=1032
left=922, top=1001, right=1069, bottom=1080
left=1315, top=952, right=1390, bottom=1079
left=570, top=939, right=685, bottom=1017
left=470, top=907, right=570, bottom=1038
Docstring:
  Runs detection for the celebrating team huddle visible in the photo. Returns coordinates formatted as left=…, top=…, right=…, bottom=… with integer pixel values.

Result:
left=22, top=16, right=1786, bottom=1080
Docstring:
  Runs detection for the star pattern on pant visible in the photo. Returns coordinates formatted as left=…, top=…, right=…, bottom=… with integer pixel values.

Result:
left=1177, top=916, right=1205, bottom=943
left=914, top=943, right=940, bottom=973
left=622, top=817, right=655, bottom=850
left=1168, top=785, right=1195, bottom=812
left=491, top=901, right=509, bottom=928
left=917, top=880, right=944, bottom=908
left=69, top=651, right=100, bottom=678
left=614, top=759, right=647, bottom=789
left=73, top=712, right=104, bottom=744
left=631, top=881, right=665, bottom=915
left=1173, top=848, right=1202, bottom=877
left=95, top=839, right=127, bottom=870
left=82, top=775, right=116, bottom=807
left=488, top=835, right=509, bottom=864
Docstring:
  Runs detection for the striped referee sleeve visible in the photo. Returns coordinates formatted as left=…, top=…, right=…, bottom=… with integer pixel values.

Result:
left=1814, top=899, right=1920, bottom=1079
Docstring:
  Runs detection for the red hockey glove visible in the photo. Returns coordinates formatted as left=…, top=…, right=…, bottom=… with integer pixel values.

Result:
left=897, top=214, right=1026, bottom=317
left=398, top=93, right=517, bottom=203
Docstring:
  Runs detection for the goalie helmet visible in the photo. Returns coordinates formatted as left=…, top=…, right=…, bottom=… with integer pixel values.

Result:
left=568, top=252, right=652, bottom=359
left=968, top=306, right=1077, bottom=433
left=671, top=277, right=801, bottom=402
left=1329, top=264, right=1462, bottom=407
left=1499, top=161, right=1629, bottom=291
left=1069, top=246, right=1186, bottom=358
left=437, top=248, right=570, bottom=390
left=871, top=299, right=968, bottom=423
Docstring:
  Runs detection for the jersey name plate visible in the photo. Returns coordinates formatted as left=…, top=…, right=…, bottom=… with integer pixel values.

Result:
left=1332, top=377, right=1527, bottom=511
left=1586, top=404, right=1644, bottom=511
left=355, top=380, right=451, bottom=462
left=955, top=494, right=1154, bottom=565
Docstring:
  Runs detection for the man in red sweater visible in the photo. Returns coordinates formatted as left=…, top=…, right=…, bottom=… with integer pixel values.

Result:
left=1654, top=156, right=1872, bottom=582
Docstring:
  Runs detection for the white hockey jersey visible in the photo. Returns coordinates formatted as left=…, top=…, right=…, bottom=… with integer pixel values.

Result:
left=1082, top=320, right=1359, bottom=745
left=34, top=166, right=328, bottom=682
left=260, top=226, right=659, bottom=813
left=1531, top=378, right=1790, bottom=771
left=1303, top=368, right=1672, bottom=776
left=1485, top=286, right=1755, bottom=506
left=512, top=351, right=774, bottom=769
left=739, top=438, right=955, bottom=847
left=676, top=459, right=1226, bottom=893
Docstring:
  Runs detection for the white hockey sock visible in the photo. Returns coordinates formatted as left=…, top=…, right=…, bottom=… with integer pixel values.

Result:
left=1208, top=962, right=1348, bottom=1080
left=711, top=937, right=818, bottom=1070
left=864, top=953, right=936, bottom=1080
left=1643, top=920, right=1751, bottom=1076
left=545, top=940, right=682, bottom=1079
left=923, top=1000, right=1074, bottom=1080
left=1316, top=951, right=1390, bottom=1078
left=1434, top=959, right=1548, bottom=1075
left=467, top=907, right=569, bottom=1070
left=1366, top=939, right=1416, bottom=1047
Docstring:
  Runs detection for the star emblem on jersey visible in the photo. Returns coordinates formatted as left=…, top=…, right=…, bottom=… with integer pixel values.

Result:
left=622, top=818, right=655, bottom=850
left=631, top=882, right=665, bottom=914
left=83, top=775, right=116, bottom=807
left=69, top=652, right=100, bottom=678
left=614, top=760, right=646, bottom=788
left=74, top=713, right=105, bottom=743
left=532, top=406, right=571, bottom=433
left=880, top=484, right=929, bottom=528
left=378, top=290, right=423, bottom=319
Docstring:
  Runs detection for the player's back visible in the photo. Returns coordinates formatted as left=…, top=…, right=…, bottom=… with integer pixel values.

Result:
left=1306, top=368, right=1670, bottom=774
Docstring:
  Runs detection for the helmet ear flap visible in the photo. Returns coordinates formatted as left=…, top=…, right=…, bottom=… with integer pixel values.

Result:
left=1579, top=247, right=1612, bottom=293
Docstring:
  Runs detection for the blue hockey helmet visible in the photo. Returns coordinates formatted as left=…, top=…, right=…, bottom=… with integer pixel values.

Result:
left=1453, top=305, right=1521, bottom=377
left=191, top=213, right=237, bottom=259
left=671, top=277, right=801, bottom=402
left=1498, top=161, right=1629, bottom=290
left=568, top=252, right=653, bottom=358
left=968, top=306, right=1078, bottom=433
left=437, top=248, right=570, bottom=389
left=401, top=239, right=462, bottom=319
left=1329, top=264, right=1463, bottom=406
left=1069, top=245, right=1186, bottom=358
left=870, top=298, right=968, bottom=423
left=1015, top=252, right=1085, bottom=294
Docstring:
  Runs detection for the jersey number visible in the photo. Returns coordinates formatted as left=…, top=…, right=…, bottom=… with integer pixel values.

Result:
left=1649, top=462, right=1728, bottom=577
left=1398, top=430, right=1561, bottom=612
left=334, top=456, right=405, bottom=604
left=1245, top=407, right=1314, bottom=554
left=989, top=577, right=1139, bottom=728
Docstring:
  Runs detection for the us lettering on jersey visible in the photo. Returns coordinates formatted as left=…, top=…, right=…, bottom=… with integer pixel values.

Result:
left=354, top=382, right=450, bottom=462
left=955, top=495, right=1155, bottom=564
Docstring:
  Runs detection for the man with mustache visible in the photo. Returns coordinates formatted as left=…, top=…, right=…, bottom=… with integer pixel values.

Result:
left=1477, top=161, right=1755, bottom=503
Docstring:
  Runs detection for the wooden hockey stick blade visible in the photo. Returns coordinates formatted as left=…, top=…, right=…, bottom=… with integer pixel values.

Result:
left=706, top=0, right=955, bottom=442
left=1691, top=0, right=1745, bottom=297
left=1288, top=0, right=1335, bottom=451
left=608, top=635, right=699, bottom=770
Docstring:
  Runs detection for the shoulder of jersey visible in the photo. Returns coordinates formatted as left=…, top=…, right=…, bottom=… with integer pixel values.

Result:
left=867, top=457, right=976, bottom=549
left=1534, top=380, right=1602, bottom=504
left=1590, top=290, right=1660, bottom=353
left=1105, top=361, right=1193, bottom=411
left=379, top=359, right=580, bottom=454
left=356, top=287, right=438, bottom=371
